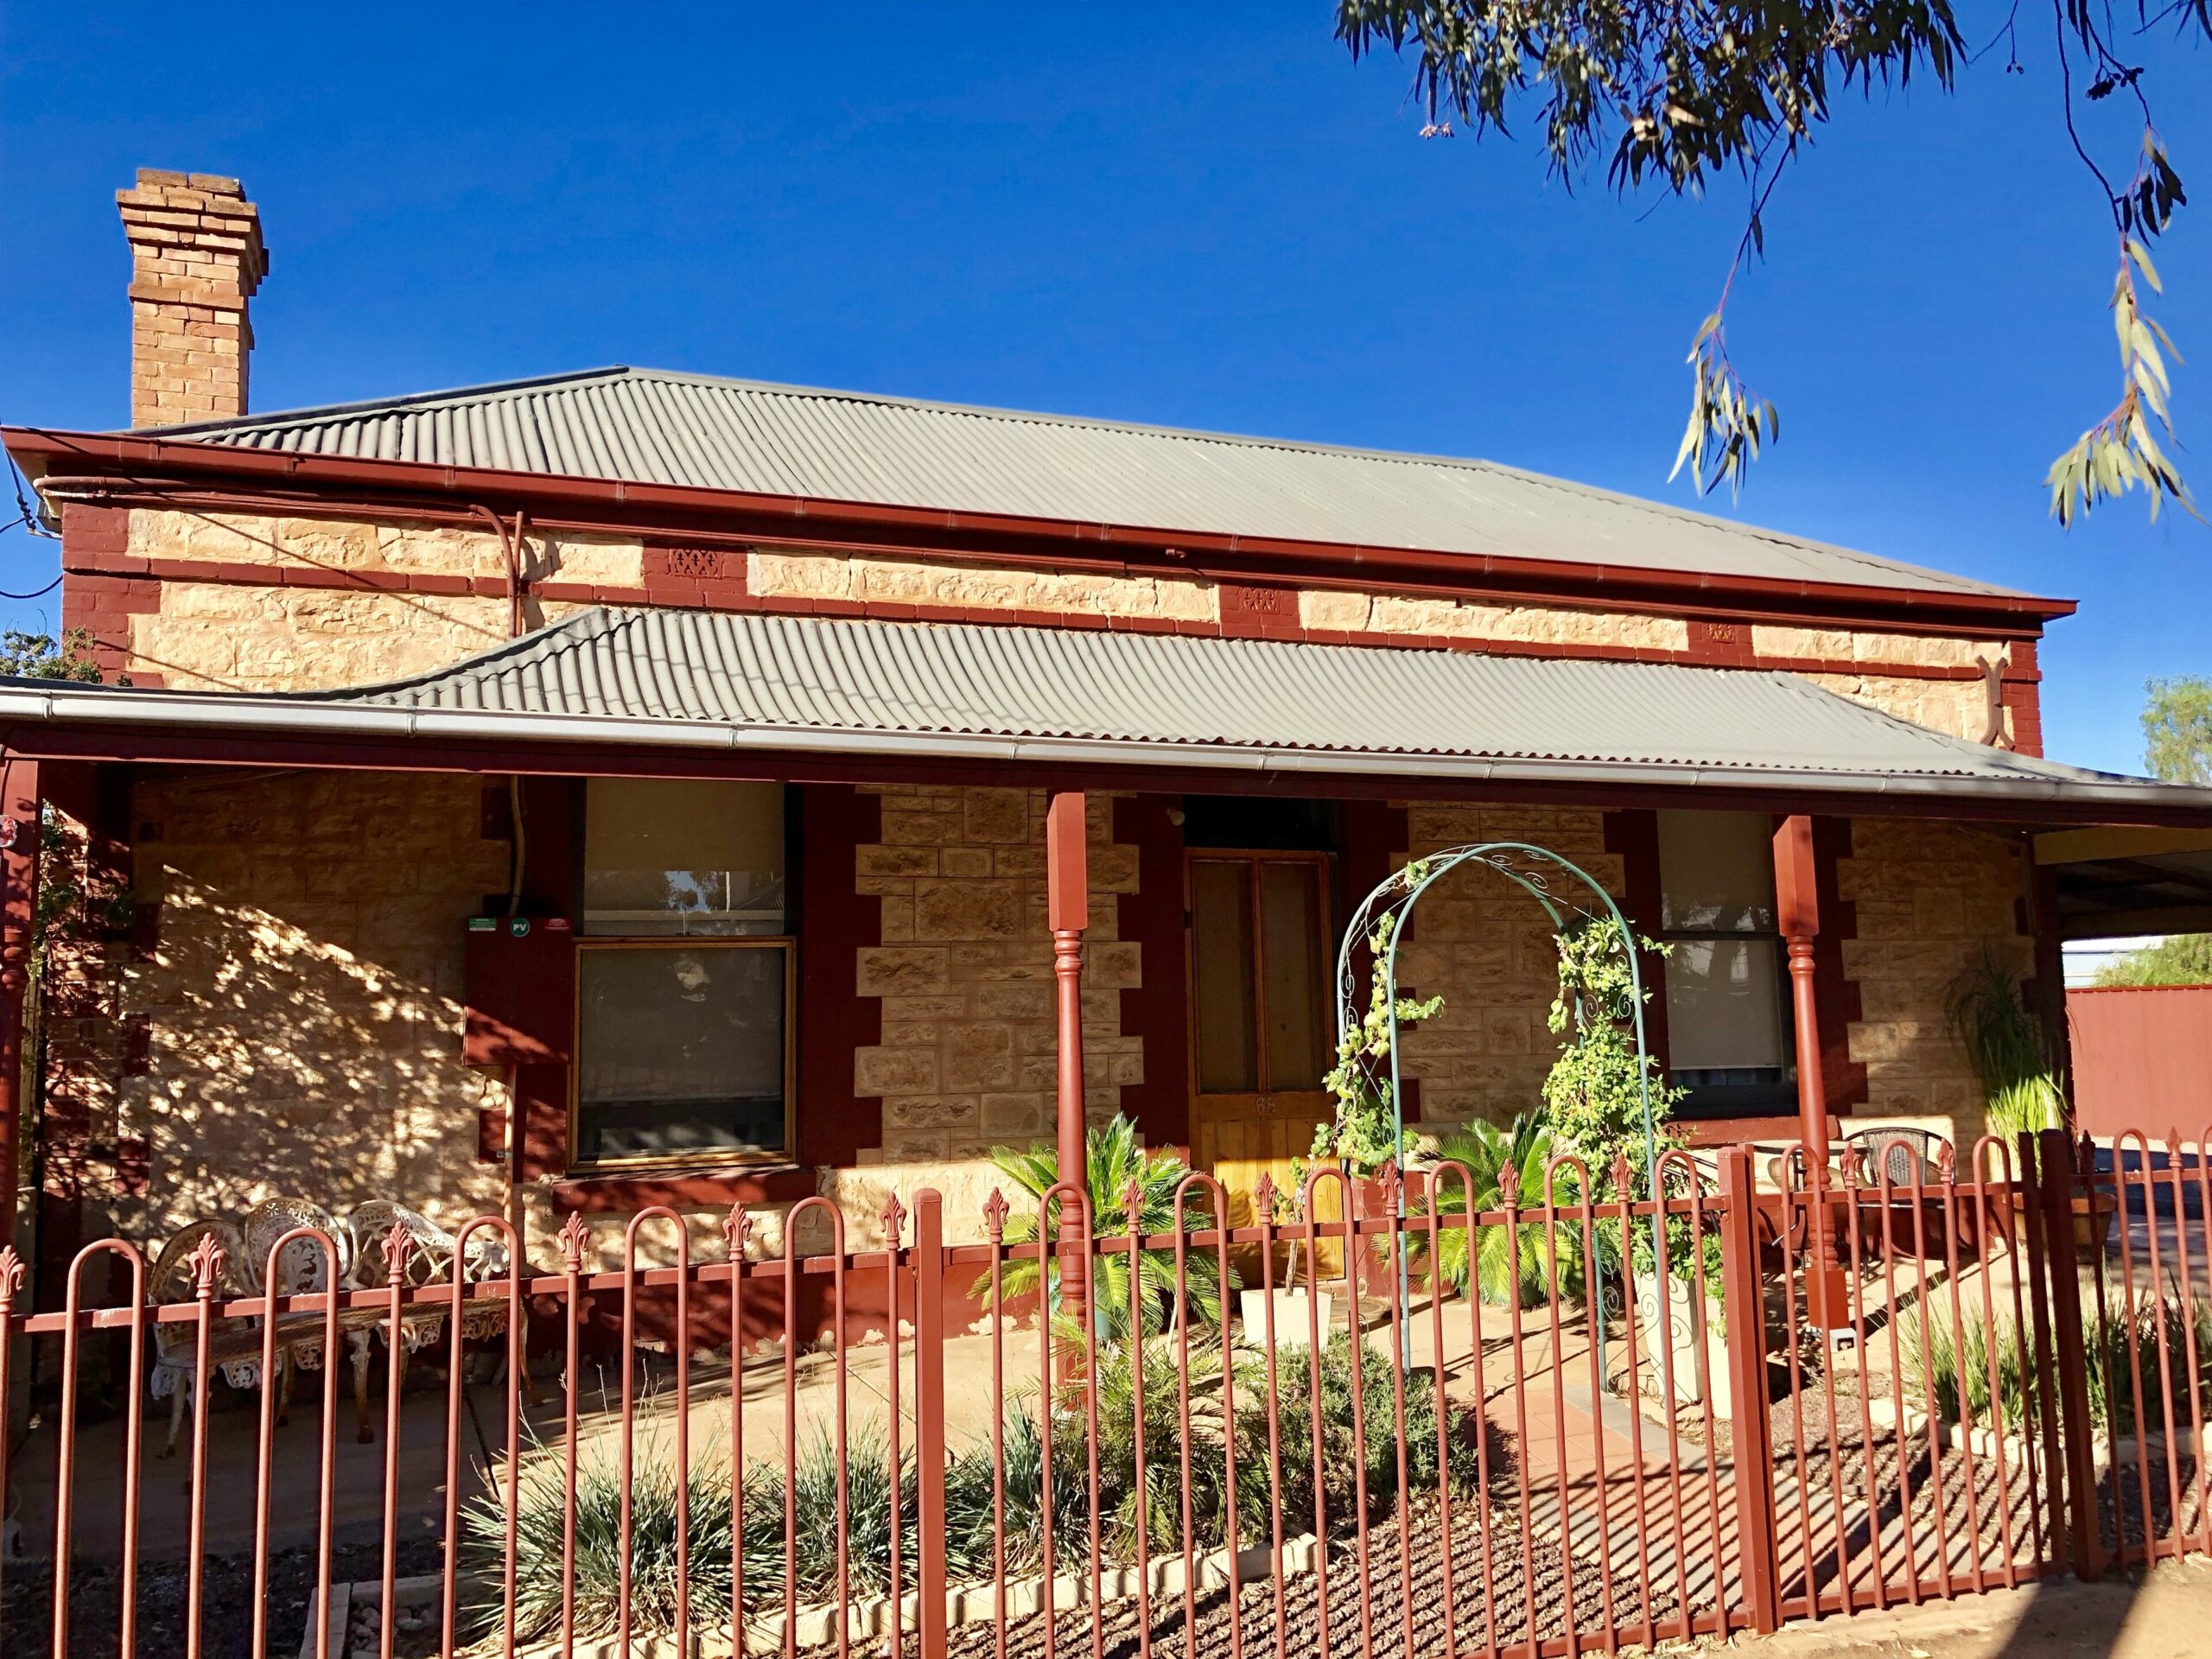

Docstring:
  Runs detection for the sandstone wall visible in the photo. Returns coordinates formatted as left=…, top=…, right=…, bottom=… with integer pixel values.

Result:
left=111, top=768, right=512, bottom=1243
left=1298, top=589, right=1689, bottom=654
left=853, top=785, right=1141, bottom=1162
left=88, top=509, right=2029, bottom=746
left=748, top=550, right=1218, bottom=625
left=1389, top=805, right=1624, bottom=1137
left=1838, top=818, right=2031, bottom=1142
left=115, top=509, right=626, bottom=690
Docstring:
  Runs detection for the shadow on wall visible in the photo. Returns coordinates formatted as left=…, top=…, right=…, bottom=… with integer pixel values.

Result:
left=94, top=769, right=513, bottom=1247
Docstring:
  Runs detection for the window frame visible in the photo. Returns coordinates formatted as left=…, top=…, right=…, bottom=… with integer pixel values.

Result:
left=567, top=774, right=800, bottom=1173
left=568, top=934, right=798, bottom=1173
left=1654, top=813, right=1797, bottom=1117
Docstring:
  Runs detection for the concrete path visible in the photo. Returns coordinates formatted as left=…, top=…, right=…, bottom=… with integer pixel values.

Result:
left=1758, top=1554, right=2212, bottom=1658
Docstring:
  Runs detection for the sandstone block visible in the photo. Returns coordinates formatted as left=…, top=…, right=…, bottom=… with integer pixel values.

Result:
left=962, top=790, right=1031, bottom=844
left=942, top=1023, right=1017, bottom=1090
left=855, top=1047, right=940, bottom=1096
left=856, top=947, right=952, bottom=996
left=914, top=880, right=1022, bottom=941
left=858, top=845, right=938, bottom=878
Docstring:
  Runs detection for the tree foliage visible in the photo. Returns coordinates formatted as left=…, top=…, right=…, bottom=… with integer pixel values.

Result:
left=0, top=628, right=105, bottom=683
left=1335, top=0, right=2209, bottom=518
left=2144, top=674, right=2212, bottom=785
left=2094, top=933, right=2212, bottom=986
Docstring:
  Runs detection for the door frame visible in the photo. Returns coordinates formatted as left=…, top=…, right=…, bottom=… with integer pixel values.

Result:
left=1182, top=847, right=1337, bottom=1191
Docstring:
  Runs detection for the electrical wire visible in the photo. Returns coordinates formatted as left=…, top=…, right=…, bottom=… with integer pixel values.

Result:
left=1, top=448, right=63, bottom=597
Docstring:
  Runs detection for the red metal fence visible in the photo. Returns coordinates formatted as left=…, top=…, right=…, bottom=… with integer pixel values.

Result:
left=0, top=1133, right=2206, bottom=1659
left=2067, top=985, right=2212, bottom=1141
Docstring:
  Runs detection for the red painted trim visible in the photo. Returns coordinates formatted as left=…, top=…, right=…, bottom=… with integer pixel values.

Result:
left=10, top=423, right=2076, bottom=631
left=1216, top=580, right=1303, bottom=639
left=511, top=776, right=580, bottom=1180
left=2004, top=638, right=2045, bottom=756
left=1602, top=808, right=1673, bottom=1071
left=1340, top=801, right=1412, bottom=1117
left=1111, top=795, right=1190, bottom=1147
left=1683, top=616, right=1757, bottom=667
left=1810, top=816, right=1868, bottom=1117
left=549, top=1162, right=817, bottom=1213
left=796, top=784, right=883, bottom=1165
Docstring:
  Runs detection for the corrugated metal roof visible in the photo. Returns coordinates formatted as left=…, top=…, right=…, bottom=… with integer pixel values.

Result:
left=294, top=605, right=2113, bottom=789
left=143, top=366, right=2016, bottom=599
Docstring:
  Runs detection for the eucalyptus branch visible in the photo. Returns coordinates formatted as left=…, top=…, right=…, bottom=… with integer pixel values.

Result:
left=1335, top=0, right=2209, bottom=520
left=1670, top=140, right=1792, bottom=497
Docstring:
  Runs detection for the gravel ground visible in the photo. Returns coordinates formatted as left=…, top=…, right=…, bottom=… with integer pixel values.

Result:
left=0, top=1539, right=447, bottom=1659
left=933, top=1496, right=1687, bottom=1659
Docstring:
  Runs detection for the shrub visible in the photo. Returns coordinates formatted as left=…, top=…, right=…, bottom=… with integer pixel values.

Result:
left=1945, top=950, right=2066, bottom=1135
left=477, top=1333, right=1492, bottom=1640
left=1412, top=1116, right=1578, bottom=1308
left=1236, top=1332, right=1483, bottom=1537
left=1898, top=1295, right=2212, bottom=1438
left=465, top=1426, right=734, bottom=1643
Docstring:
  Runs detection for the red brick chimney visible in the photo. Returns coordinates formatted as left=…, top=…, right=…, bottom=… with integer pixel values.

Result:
left=117, top=168, right=268, bottom=429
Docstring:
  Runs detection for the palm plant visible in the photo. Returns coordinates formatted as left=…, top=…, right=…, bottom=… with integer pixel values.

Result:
left=972, top=1114, right=1237, bottom=1338
left=1946, top=950, right=2067, bottom=1135
left=1411, top=1115, right=1581, bottom=1307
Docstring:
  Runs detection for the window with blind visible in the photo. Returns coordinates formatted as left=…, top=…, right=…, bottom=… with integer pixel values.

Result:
left=573, top=779, right=793, bottom=1166
left=1656, top=810, right=1794, bottom=1116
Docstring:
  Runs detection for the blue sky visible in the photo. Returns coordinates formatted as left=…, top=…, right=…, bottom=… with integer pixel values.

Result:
left=3, top=4, right=2204, bottom=774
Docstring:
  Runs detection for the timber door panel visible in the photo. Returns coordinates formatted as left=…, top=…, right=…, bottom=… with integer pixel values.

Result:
left=1188, top=851, right=1333, bottom=1229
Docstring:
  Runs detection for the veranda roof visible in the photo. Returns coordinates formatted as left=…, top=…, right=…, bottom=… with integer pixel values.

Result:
left=3, top=607, right=2209, bottom=822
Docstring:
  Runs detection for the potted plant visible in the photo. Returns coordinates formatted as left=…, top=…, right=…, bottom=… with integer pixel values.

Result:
left=1945, top=952, right=2116, bottom=1249
left=1237, top=1176, right=1334, bottom=1347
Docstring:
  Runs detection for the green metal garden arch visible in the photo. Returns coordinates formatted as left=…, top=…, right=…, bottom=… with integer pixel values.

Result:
left=1332, top=841, right=1663, bottom=1194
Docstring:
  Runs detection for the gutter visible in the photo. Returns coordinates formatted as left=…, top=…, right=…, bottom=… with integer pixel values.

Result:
left=3, top=682, right=2207, bottom=819
left=4, top=425, right=2079, bottom=631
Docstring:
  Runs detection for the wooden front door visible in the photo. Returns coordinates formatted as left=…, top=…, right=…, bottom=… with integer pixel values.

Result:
left=1187, top=851, right=1334, bottom=1229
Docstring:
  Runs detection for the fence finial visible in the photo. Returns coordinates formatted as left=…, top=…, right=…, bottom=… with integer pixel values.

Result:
left=1253, top=1171, right=1277, bottom=1221
left=1936, top=1141, right=1958, bottom=1183
left=1122, top=1176, right=1145, bottom=1229
left=1610, top=1150, right=1634, bottom=1200
left=879, top=1192, right=907, bottom=1248
left=982, top=1187, right=1010, bottom=1243
left=1498, top=1161, right=1519, bottom=1209
left=379, top=1220, right=414, bottom=1285
left=0, top=1243, right=23, bottom=1308
left=187, top=1230, right=227, bottom=1296
left=557, top=1211, right=589, bottom=1274
left=722, top=1203, right=753, bottom=1262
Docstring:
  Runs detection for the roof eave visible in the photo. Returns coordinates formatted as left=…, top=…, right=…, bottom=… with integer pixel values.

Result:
left=3, top=681, right=2199, bottom=825
left=2, top=423, right=2082, bottom=629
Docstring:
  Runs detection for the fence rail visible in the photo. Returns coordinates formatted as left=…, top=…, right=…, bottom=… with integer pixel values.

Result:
left=2, top=1131, right=2208, bottom=1659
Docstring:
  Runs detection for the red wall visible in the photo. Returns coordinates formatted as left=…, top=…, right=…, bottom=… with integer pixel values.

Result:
left=2068, top=985, right=2212, bottom=1139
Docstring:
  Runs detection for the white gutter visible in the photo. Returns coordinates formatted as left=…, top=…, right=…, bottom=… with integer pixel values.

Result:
left=4, top=683, right=2212, bottom=817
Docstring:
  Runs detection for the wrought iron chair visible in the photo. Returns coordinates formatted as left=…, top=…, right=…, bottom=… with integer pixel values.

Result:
left=1842, top=1126, right=1953, bottom=1189
left=241, top=1196, right=347, bottom=1427
left=147, top=1218, right=253, bottom=1458
left=339, top=1201, right=527, bottom=1442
